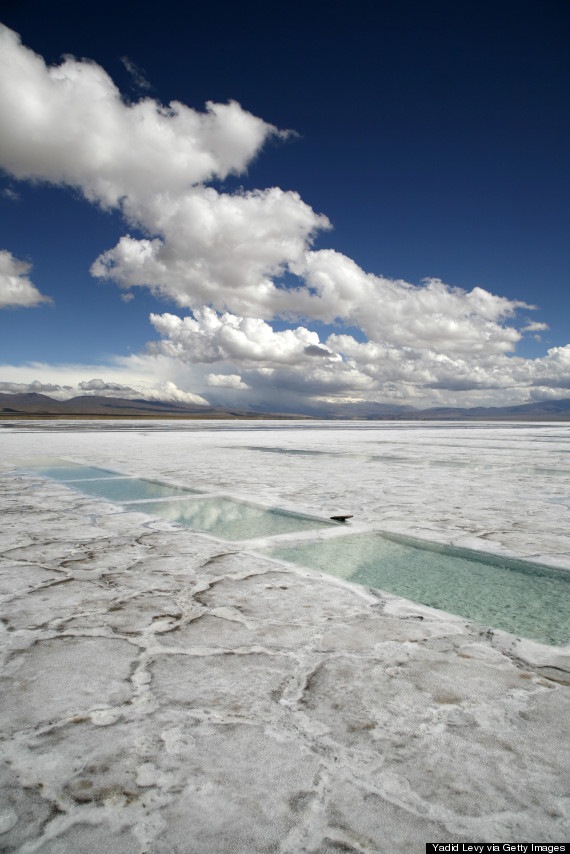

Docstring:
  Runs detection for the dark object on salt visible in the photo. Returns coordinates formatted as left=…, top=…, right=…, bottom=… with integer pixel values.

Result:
left=329, top=514, right=353, bottom=522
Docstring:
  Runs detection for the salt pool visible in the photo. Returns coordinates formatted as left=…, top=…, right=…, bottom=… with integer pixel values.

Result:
left=123, top=496, right=336, bottom=540
left=18, top=462, right=336, bottom=540
left=19, top=464, right=200, bottom=500
left=268, top=532, right=570, bottom=646
left=17, top=457, right=570, bottom=644
left=20, top=463, right=199, bottom=503
left=66, top=477, right=201, bottom=502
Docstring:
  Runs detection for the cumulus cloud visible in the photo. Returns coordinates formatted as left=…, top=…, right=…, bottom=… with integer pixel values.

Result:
left=0, top=380, right=70, bottom=396
left=77, top=377, right=209, bottom=404
left=78, top=378, right=134, bottom=394
left=147, top=308, right=570, bottom=409
left=0, top=21, right=530, bottom=353
left=288, top=255, right=528, bottom=355
left=0, top=24, right=281, bottom=207
left=149, top=308, right=342, bottom=366
left=142, top=381, right=208, bottom=405
left=0, top=250, right=51, bottom=308
left=91, top=186, right=329, bottom=313
left=91, top=201, right=527, bottom=358
left=206, top=373, right=251, bottom=390
left=1, top=24, right=568, bottom=410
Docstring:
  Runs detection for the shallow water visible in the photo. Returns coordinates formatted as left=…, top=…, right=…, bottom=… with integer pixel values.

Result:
left=123, top=496, right=336, bottom=540
left=268, top=532, right=570, bottom=646
left=18, top=461, right=336, bottom=540
left=67, top=477, right=201, bottom=502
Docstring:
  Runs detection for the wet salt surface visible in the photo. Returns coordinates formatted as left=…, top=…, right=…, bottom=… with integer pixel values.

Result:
left=241, top=444, right=570, bottom=477
left=1, top=420, right=569, bottom=852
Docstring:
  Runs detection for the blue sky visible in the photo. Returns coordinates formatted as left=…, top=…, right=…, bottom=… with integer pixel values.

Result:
left=0, top=0, right=569, bottom=413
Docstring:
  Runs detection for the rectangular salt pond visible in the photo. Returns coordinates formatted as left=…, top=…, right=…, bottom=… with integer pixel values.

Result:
left=123, top=496, right=337, bottom=541
left=18, top=462, right=335, bottom=538
left=19, top=465, right=201, bottom=501
left=67, top=477, right=201, bottom=502
left=268, top=533, right=570, bottom=647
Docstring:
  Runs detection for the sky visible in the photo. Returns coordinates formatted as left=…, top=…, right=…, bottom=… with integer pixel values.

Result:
left=0, top=0, right=569, bottom=414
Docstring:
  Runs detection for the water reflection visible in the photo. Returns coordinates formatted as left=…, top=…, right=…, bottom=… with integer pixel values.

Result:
left=123, top=496, right=335, bottom=540
left=71, top=477, right=201, bottom=502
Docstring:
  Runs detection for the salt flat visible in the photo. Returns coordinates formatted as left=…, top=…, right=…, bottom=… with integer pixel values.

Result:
left=0, top=420, right=569, bottom=853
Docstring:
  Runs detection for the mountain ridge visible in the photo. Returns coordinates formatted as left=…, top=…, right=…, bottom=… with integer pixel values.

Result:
left=1, top=392, right=570, bottom=420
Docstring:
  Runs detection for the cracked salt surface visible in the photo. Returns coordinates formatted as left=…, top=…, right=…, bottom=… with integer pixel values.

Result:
left=1, top=420, right=569, bottom=852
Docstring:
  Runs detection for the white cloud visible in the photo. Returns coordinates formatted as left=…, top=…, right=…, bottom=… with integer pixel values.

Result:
left=206, top=374, right=251, bottom=390
left=0, top=250, right=51, bottom=308
left=1, top=25, right=568, bottom=411
left=78, top=378, right=134, bottom=393
left=0, top=23, right=532, bottom=359
left=91, top=186, right=329, bottom=313
left=1, top=187, right=19, bottom=201
left=0, top=363, right=209, bottom=405
left=92, top=204, right=527, bottom=359
left=120, top=56, right=151, bottom=92
left=142, top=380, right=208, bottom=405
left=0, top=24, right=281, bottom=208
left=149, top=308, right=341, bottom=366
left=0, top=379, right=70, bottom=396
left=146, top=309, right=570, bottom=409
left=289, top=254, right=527, bottom=355
left=2, top=340, right=570, bottom=413
left=324, top=336, right=570, bottom=399
left=520, top=321, right=549, bottom=333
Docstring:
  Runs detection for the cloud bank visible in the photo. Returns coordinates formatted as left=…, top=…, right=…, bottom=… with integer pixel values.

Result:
left=0, top=23, right=566, bottom=411
left=0, top=374, right=208, bottom=405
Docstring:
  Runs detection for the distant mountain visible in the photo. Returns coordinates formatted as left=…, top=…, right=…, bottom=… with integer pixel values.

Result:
left=1, top=392, right=570, bottom=420
left=0, top=392, right=298, bottom=419
left=393, top=398, right=570, bottom=421
left=294, top=400, right=418, bottom=419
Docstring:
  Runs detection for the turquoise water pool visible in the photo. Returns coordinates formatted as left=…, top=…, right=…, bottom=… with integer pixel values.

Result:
left=19, top=462, right=335, bottom=540
left=19, top=460, right=569, bottom=644
left=268, top=532, right=570, bottom=646
left=67, top=477, right=200, bottom=502
left=123, top=495, right=336, bottom=540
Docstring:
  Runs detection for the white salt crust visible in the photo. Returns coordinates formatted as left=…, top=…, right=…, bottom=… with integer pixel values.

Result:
left=0, top=420, right=569, bottom=853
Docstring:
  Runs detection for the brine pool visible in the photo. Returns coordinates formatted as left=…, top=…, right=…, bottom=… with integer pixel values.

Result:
left=17, top=460, right=570, bottom=646
left=18, top=462, right=336, bottom=540
left=268, top=533, right=570, bottom=647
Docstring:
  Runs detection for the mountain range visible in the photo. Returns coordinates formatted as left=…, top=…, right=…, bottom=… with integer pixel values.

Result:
left=1, top=392, right=570, bottom=420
